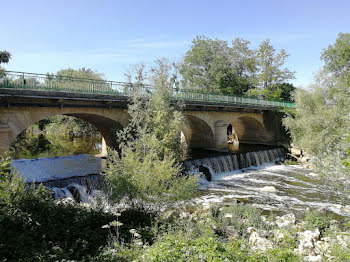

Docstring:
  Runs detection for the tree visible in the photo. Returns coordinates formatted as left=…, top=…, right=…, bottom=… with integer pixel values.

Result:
left=283, top=34, right=350, bottom=196
left=56, top=67, right=105, bottom=80
left=0, top=51, right=11, bottom=77
left=180, top=36, right=295, bottom=99
left=0, top=51, right=11, bottom=64
left=180, top=36, right=232, bottom=93
left=321, top=33, right=350, bottom=84
left=263, top=82, right=296, bottom=101
left=230, top=38, right=258, bottom=86
left=256, top=39, right=295, bottom=90
left=106, top=59, right=198, bottom=204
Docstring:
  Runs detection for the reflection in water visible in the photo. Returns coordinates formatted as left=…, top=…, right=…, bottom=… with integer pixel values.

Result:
left=11, top=154, right=104, bottom=183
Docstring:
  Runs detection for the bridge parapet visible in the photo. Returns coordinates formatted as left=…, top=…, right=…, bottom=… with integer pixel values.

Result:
left=0, top=71, right=295, bottom=109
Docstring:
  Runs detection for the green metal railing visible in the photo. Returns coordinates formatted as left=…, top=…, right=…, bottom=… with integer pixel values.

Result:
left=0, top=71, right=295, bottom=108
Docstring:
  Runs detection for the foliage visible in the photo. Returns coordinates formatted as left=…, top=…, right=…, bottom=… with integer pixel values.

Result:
left=0, top=51, right=11, bottom=64
left=256, top=39, right=295, bottom=89
left=56, top=67, right=105, bottom=81
left=0, top=161, right=157, bottom=261
left=142, top=232, right=250, bottom=262
left=330, top=239, right=350, bottom=262
left=106, top=58, right=198, bottom=204
left=321, top=33, right=350, bottom=84
left=0, top=50, right=11, bottom=77
left=283, top=33, right=350, bottom=196
left=211, top=204, right=271, bottom=238
left=304, top=210, right=331, bottom=235
left=180, top=36, right=295, bottom=101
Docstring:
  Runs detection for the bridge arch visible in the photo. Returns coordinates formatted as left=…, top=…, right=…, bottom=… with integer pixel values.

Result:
left=0, top=107, right=129, bottom=155
left=181, top=115, right=215, bottom=150
left=232, top=116, right=269, bottom=144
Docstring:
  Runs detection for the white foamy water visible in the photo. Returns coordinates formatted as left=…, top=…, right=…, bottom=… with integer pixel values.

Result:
left=196, top=164, right=350, bottom=217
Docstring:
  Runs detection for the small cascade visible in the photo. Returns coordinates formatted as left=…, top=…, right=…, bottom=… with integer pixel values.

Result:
left=40, top=174, right=103, bottom=203
left=42, top=174, right=102, bottom=192
left=184, top=148, right=285, bottom=179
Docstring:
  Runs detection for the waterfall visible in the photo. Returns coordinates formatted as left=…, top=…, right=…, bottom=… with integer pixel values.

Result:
left=184, top=148, right=285, bottom=179
left=39, top=174, right=103, bottom=203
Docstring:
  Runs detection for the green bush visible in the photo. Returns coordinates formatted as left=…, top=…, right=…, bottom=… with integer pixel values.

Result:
left=304, top=210, right=331, bottom=235
left=212, top=204, right=271, bottom=238
left=142, top=232, right=250, bottom=262
left=0, top=158, right=158, bottom=261
left=106, top=59, right=198, bottom=205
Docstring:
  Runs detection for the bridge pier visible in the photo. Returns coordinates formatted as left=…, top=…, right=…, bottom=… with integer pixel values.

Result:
left=0, top=122, right=12, bottom=155
left=214, top=121, right=229, bottom=150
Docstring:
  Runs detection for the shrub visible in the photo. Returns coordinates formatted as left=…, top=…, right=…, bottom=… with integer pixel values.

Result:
left=212, top=204, right=271, bottom=238
left=304, top=210, right=331, bottom=235
left=106, top=59, right=198, bottom=205
left=142, top=232, right=250, bottom=262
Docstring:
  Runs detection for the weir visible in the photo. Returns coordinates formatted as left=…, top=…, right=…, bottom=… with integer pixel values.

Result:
left=38, top=148, right=285, bottom=202
left=183, top=148, right=285, bottom=178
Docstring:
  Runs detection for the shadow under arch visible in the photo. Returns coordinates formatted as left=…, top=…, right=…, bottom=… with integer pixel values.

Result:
left=65, top=113, right=123, bottom=150
left=233, top=116, right=269, bottom=143
left=181, top=115, right=215, bottom=150
left=10, top=113, right=124, bottom=157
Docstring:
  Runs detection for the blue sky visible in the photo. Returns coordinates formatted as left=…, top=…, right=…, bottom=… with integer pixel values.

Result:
left=1, top=0, right=349, bottom=87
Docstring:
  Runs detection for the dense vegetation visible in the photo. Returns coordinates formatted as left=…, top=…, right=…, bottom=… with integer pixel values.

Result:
left=283, top=33, right=350, bottom=196
left=180, top=37, right=296, bottom=101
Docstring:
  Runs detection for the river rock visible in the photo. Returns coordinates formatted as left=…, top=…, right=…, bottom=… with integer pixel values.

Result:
left=276, top=213, right=296, bottom=228
left=297, top=229, right=320, bottom=256
left=314, top=240, right=330, bottom=256
left=198, top=165, right=212, bottom=181
left=304, top=255, right=322, bottom=262
left=260, top=186, right=277, bottom=192
left=247, top=227, right=272, bottom=252
left=67, top=186, right=81, bottom=202
left=223, top=226, right=239, bottom=239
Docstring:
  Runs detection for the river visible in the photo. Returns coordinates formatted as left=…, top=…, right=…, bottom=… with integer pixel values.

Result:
left=10, top=150, right=350, bottom=218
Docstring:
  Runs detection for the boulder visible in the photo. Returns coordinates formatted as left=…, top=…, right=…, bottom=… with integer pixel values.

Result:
left=260, top=186, right=277, bottom=192
left=223, top=226, right=239, bottom=239
left=297, top=229, right=320, bottom=256
left=276, top=213, right=296, bottom=228
left=198, top=165, right=212, bottom=181
left=247, top=227, right=272, bottom=252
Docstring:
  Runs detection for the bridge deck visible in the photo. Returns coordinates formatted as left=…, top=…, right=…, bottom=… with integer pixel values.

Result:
left=0, top=71, right=295, bottom=109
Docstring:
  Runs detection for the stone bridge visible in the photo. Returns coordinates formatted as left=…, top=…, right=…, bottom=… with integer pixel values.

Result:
left=0, top=71, right=293, bottom=155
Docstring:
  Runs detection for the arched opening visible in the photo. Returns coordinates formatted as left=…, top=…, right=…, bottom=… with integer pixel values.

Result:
left=233, top=116, right=269, bottom=144
left=227, top=124, right=239, bottom=151
left=9, top=114, right=123, bottom=159
left=181, top=115, right=215, bottom=154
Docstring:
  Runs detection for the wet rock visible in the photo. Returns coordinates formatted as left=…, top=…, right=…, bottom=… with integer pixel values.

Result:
left=290, top=145, right=302, bottom=157
left=276, top=213, right=296, bottom=228
left=67, top=186, right=81, bottom=202
left=223, top=226, right=239, bottom=239
left=260, top=186, right=277, bottom=192
left=198, top=165, right=212, bottom=181
left=247, top=227, right=272, bottom=252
